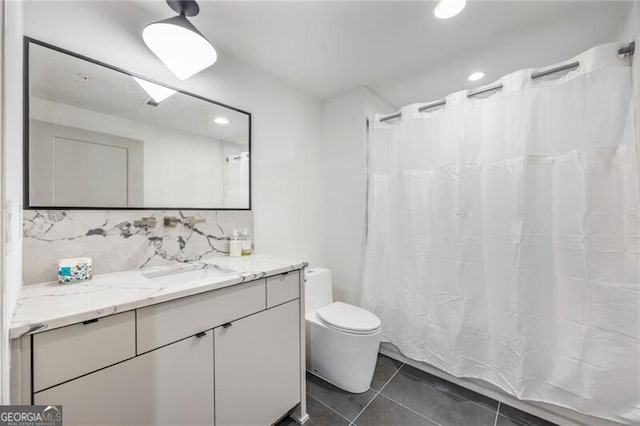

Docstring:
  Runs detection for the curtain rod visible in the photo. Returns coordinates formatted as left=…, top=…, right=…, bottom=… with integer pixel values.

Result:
left=379, top=99, right=447, bottom=123
left=531, top=61, right=579, bottom=80
left=379, top=41, right=635, bottom=123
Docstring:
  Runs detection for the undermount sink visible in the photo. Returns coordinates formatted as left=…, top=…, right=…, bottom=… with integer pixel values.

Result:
left=142, top=263, right=237, bottom=285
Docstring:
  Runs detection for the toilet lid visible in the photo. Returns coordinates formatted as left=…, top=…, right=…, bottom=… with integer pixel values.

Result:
left=317, top=302, right=381, bottom=334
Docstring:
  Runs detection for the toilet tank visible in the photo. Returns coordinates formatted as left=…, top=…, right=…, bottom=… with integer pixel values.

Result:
left=305, top=268, right=333, bottom=314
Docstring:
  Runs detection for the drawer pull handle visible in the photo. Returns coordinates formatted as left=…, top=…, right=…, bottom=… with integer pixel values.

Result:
left=195, top=331, right=207, bottom=338
left=222, top=322, right=233, bottom=328
left=82, top=318, right=99, bottom=325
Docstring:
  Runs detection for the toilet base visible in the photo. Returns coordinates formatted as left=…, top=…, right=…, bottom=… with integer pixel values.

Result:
left=305, top=315, right=381, bottom=394
left=306, top=370, right=369, bottom=395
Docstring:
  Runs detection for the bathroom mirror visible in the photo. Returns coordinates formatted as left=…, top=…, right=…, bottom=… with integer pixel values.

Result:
left=24, top=38, right=251, bottom=210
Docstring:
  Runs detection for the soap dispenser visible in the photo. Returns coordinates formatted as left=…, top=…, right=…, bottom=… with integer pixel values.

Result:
left=229, top=230, right=242, bottom=257
left=241, top=229, right=252, bottom=256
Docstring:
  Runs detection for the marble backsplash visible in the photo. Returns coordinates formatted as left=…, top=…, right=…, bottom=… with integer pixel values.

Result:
left=23, top=210, right=253, bottom=284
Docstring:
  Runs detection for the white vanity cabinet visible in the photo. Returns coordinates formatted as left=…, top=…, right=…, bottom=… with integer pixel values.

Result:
left=35, top=332, right=215, bottom=425
left=12, top=268, right=306, bottom=426
left=215, top=299, right=300, bottom=426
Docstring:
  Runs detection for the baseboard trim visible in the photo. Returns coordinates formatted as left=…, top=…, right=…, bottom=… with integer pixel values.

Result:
left=379, top=343, right=625, bottom=426
left=290, top=412, right=310, bottom=425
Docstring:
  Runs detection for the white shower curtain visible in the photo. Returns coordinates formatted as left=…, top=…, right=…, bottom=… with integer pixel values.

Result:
left=362, top=42, right=640, bottom=424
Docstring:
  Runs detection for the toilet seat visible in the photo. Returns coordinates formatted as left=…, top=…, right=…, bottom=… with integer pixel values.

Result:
left=317, top=302, right=381, bottom=335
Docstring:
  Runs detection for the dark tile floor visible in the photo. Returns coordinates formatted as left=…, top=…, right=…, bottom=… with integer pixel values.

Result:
left=278, top=354, right=557, bottom=426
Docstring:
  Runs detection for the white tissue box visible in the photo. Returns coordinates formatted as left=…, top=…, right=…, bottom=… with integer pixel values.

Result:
left=58, top=257, right=93, bottom=284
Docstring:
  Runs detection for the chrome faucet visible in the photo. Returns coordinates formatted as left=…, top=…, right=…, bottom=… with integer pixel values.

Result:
left=163, top=216, right=206, bottom=228
left=164, top=216, right=182, bottom=228
left=182, top=216, right=206, bottom=227
left=133, top=217, right=157, bottom=230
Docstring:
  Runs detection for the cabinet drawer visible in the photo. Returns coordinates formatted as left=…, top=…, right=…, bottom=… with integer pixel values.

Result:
left=33, top=311, right=135, bottom=392
left=267, top=271, right=300, bottom=308
left=35, top=331, right=214, bottom=426
left=137, top=280, right=266, bottom=353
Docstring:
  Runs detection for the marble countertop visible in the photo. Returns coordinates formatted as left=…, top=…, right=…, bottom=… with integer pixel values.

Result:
left=11, top=254, right=308, bottom=339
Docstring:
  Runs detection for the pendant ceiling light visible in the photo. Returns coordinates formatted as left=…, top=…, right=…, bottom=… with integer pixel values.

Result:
left=132, top=76, right=177, bottom=104
left=434, top=0, right=466, bottom=19
left=143, top=0, right=217, bottom=80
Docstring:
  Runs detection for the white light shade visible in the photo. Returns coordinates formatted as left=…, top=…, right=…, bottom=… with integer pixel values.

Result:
left=132, top=76, right=177, bottom=103
left=468, top=71, right=485, bottom=82
left=214, top=117, right=229, bottom=125
left=143, top=15, right=217, bottom=80
left=434, top=0, right=467, bottom=19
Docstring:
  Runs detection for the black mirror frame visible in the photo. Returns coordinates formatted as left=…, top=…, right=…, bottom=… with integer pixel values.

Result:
left=23, top=36, right=252, bottom=211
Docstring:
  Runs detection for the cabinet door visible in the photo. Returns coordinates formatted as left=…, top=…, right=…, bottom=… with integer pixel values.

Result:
left=35, top=332, right=214, bottom=425
left=215, top=300, right=300, bottom=426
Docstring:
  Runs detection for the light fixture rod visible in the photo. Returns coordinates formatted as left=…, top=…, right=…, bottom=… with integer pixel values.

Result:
left=166, top=0, right=200, bottom=17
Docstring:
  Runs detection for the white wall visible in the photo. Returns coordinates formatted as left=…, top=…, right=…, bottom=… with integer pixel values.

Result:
left=617, top=0, right=638, bottom=40
left=0, top=0, right=5, bottom=403
left=627, top=1, right=639, bottom=165
left=23, top=1, right=326, bottom=265
left=322, top=87, right=394, bottom=305
left=618, top=1, right=639, bottom=205
left=1, top=0, right=23, bottom=404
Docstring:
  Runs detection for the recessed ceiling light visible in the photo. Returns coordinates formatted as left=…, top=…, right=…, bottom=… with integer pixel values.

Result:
left=132, top=77, right=177, bottom=103
left=468, top=71, right=485, bottom=82
left=214, top=117, right=229, bottom=125
left=434, top=0, right=467, bottom=19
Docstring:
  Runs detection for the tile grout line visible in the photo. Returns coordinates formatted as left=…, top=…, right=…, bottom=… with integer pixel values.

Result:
left=380, top=393, right=444, bottom=426
left=349, top=363, right=406, bottom=426
left=494, top=402, right=501, bottom=426
left=401, top=368, right=499, bottom=415
left=306, top=392, right=353, bottom=424
left=377, top=363, right=404, bottom=394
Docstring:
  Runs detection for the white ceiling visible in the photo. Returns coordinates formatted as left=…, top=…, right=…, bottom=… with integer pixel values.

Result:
left=133, top=1, right=632, bottom=105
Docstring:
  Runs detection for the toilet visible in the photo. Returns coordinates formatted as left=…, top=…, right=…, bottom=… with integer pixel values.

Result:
left=305, top=268, right=382, bottom=393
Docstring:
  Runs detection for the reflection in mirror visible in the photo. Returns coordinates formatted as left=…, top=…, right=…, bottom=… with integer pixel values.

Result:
left=26, top=40, right=251, bottom=209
